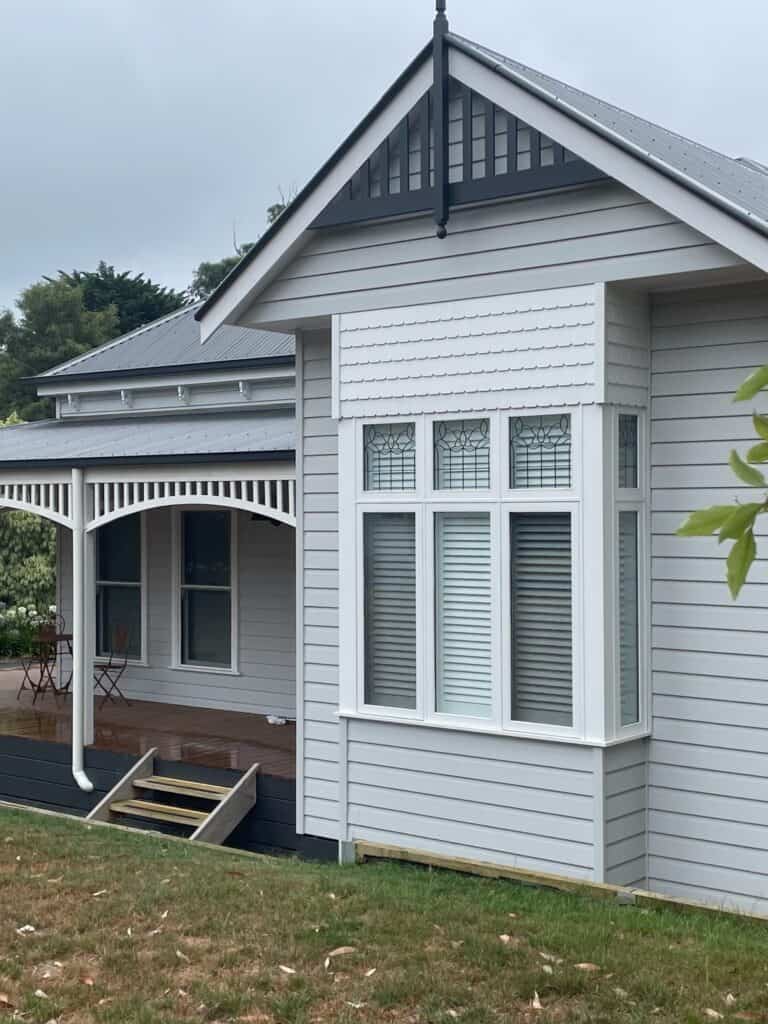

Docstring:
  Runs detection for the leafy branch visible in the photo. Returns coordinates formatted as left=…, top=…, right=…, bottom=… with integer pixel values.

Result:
left=678, top=366, right=768, bottom=597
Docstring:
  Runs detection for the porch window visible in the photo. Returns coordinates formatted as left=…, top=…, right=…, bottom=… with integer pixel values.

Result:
left=180, top=510, right=233, bottom=669
left=96, top=514, right=142, bottom=661
left=510, top=414, right=571, bottom=489
left=433, top=418, right=491, bottom=489
left=618, top=510, right=639, bottom=726
left=363, top=423, right=416, bottom=491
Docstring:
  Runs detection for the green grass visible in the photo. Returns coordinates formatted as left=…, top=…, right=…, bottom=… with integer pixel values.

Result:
left=1, top=808, right=767, bottom=1023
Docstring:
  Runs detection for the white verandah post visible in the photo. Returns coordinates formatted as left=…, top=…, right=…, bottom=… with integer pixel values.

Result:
left=71, top=468, right=94, bottom=792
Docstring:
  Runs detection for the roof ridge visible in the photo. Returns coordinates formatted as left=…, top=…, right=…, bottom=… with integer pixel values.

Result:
left=42, top=301, right=201, bottom=378
left=448, top=33, right=743, bottom=170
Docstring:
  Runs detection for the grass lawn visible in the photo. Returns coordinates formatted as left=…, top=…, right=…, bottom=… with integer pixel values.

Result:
left=0, top=808, right=767, bottom=1023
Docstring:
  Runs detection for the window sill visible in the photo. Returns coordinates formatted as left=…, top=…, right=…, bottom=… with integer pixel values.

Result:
left=338, top=710, right=651, bottom=748
left=95, top=658, right=148, bottom=669
left=169, top=663, right=241, bottom=677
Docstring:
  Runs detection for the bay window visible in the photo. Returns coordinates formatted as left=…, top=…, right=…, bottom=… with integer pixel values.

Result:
left=614, top=410, right=644, bottom=730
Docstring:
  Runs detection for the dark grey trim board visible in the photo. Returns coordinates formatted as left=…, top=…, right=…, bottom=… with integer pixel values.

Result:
left=30, top=355, right=296, bottom=387
left=0, top=450, right=296, bottom=471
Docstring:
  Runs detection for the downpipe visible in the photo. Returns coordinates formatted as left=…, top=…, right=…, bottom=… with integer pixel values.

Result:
left=71, top=468, right=94, bottom=792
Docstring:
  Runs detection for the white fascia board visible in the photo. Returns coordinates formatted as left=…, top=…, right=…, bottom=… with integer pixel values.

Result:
left=37, top=364, right=295, bottom=397
left=450, top=49, right=768, bottom=275
left=198, top=60, right=434, bottom=341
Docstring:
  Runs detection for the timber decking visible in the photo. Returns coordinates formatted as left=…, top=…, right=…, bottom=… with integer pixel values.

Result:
left=0, top=669, right=296, bottom=778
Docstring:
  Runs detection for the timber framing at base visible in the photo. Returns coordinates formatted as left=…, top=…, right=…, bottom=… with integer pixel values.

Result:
left=354, top=842, right=768, bottom=925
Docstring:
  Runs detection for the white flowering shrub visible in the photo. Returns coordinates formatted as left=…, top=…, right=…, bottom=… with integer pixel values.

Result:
left=0, top=603, right=56, bottom=657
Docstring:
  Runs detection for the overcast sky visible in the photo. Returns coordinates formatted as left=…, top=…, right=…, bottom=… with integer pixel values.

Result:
left=1, top=0, right=766, bottom=313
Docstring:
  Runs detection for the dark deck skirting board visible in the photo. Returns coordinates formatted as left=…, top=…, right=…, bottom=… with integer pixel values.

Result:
left=0, top=736, right=336, bottom=862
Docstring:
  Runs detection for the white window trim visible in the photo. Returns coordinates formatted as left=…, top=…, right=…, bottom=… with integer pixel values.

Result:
left=607, top=406, right=650, bottom=741
left=170, top=508, right=240, bottom=676
left=93, top=510, right=148, bottom=667
left=343, top=406, right=589, bottom=743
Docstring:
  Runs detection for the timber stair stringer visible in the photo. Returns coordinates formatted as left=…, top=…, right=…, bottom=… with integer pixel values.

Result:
left=86, top=749, right=259, bottom=845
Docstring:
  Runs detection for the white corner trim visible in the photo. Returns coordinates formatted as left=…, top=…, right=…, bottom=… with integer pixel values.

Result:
left=331, top=314, right=341, bottom=421
left=593, top=283, right=607, bottom=405
left=198, top=59, right=433, bottom=340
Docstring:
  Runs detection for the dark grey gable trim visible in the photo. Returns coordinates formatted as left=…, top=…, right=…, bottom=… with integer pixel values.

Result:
left=195, top=42, right=433, bottom=324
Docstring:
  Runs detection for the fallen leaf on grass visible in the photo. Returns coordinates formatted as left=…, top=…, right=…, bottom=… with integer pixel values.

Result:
left=345, top=1002, right=366, bottom=1010
left=278, top=965, right=296, bottom=975
left=15, top=925, right=35, bottom=935
left=175, top=950, right=190, bottom=963
left=160, top=910, right=169, bottom=920
left=724, top=994, right=737, bottom=1007
left=574, top=963, right=600, bottom=972
left=91, top=890, right=108, bottom=897
left=34, top=989, right=48, bottom=999
left=704, top=1011, right=724, bottom=1021
left=541, top=964, right=553, bottom=975
left=539, top=951, right=563, bottom=964
left=614, top=987, right=628, bottom=999
left=531, top=991, right=543, bottom=1011
left=447, top=1012, right=460, bottom=1020
left=81, top=977, right=95, bottom=987
left=327, top=946, right=356, bottom=958
left=364, top=968, right=377, bottom=977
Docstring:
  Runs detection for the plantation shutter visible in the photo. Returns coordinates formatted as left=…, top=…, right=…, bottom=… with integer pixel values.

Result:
left=364, top=512, right=417, bottom=709
left=435, top=511, right=492, bottom=718
left=618, top=510, right=640, bottom=725
left=510, top=512, right=572, bottom=726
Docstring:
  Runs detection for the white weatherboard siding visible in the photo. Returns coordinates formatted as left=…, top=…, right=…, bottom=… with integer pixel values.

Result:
left=604, top=740, right=648, bottom=888
left=243, top=183, right=742, bottom=328
left=299, top=331, right=341, bottom=840
left=59, top=509, right=296, bottom=717
left=603, top=286, right=650, bottom=407
left=337, top=285, right=596, bottom=418
left=346, top=719, right=596, bottom=877
left=649, top=282, right=768, bottom=914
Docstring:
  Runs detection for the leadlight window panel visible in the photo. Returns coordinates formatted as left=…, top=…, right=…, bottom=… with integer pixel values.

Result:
left=363, top=423, right=416, bottom=491
left=510, top=512, right=573, bottom=726
left=435, top=512, right=492, bottom=719
left=364, top=512, right=417, bottom=710
left=619, top=511, right=640, bottom=726
left=618, top=414, right=639, bottom=489
left=510, top=414, right=572, bottom=489
left=96, top=515, right=142, bottom=660
left=434, top=418, right=491, bottom=490
left=180, top=511, right=232, bottom=669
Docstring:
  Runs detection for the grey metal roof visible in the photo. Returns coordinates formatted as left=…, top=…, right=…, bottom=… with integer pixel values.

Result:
left=0, top=410, right=294, bottom=468
left=42, top=303, right=294, bottom=381
left=449, top=34, right=768, bottom=234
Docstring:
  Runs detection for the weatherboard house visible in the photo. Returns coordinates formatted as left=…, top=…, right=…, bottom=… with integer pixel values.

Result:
left=2, top=5, right=768, bottom=911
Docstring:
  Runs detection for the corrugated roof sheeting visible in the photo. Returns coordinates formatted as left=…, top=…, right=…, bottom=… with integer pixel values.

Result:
left=0, top=411, right=295, bottom=466
left=451, top=35, right=768, bottom=229
left=44, top=304, right=294, bottom=379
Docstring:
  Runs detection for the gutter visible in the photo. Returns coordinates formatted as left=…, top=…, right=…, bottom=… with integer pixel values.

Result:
left=448, top=34, right=768, bottom=242
left=29, top=355, right=296, bottom=388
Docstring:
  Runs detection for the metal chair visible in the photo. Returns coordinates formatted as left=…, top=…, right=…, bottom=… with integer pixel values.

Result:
left=17, top=624, right=58, bottom=704
left=93, top=626, right=131, bottom=708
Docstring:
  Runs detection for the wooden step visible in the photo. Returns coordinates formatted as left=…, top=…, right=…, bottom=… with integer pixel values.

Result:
left=132, top=776, right=231, bottom=802
left=109, top=799, right=208, bottom=827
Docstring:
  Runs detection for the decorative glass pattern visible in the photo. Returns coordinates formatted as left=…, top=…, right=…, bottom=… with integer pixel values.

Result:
left=510, top=414, right=571, bottom=488
left=434, top=418, right=491, bottom=489
left=364, top=422, right=416, bottom=491
left=618, top=414, right=639, bottom=489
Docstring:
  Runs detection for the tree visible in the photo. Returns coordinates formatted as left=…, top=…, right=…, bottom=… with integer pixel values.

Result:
left=56, top=261, right=186, bottom=335
left=0, top=416, right=56, bottom=615
left=190, top=242, right=255, bottom=301
left=678, top=365, right=768, bottom=597
left=0, top=279, right=118, bottom=420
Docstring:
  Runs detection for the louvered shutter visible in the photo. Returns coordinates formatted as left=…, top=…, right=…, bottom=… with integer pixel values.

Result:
left=435, top=511, right=492, bottom=718
left=510, top=512, right=572, bottom=725
left=618, top=510, right=640, bottom=725
left=364, top=512, right=417, bottom=709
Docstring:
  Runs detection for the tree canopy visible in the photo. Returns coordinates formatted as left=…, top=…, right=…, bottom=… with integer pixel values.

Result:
left=190, top=243, right=255, bottom=301
left=57, top=262, right=186, bottom=335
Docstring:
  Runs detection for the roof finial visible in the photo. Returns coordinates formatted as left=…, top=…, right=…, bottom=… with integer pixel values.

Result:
left=434, top=0, right=448, bottom=32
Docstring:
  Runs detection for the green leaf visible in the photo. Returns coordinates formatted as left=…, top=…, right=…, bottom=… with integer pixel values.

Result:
left=729, top=450, right=767, bottom=488
left=726, top=529, right=756, bottom=598
left=747, top=440, right=768, bottom=464
left=735, top=365, right=768, bottom=401
left=677, top=506, right=735, bottom=537
left=753, top=413, right=768, bottom=441
left=718, top=503, right=763, bottom=542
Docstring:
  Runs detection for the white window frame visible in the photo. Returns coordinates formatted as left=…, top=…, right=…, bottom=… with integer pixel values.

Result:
left=94, top=511, right=148, bottom=667
left=607, top=406, right=650, bottom=741
left=170, top=508, right=240, bottom=676
left=344, top=406, right=588, bottom=743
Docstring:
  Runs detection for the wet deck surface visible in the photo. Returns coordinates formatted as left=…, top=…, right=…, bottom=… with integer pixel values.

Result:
left=0, top=669, right=296, bottom=777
